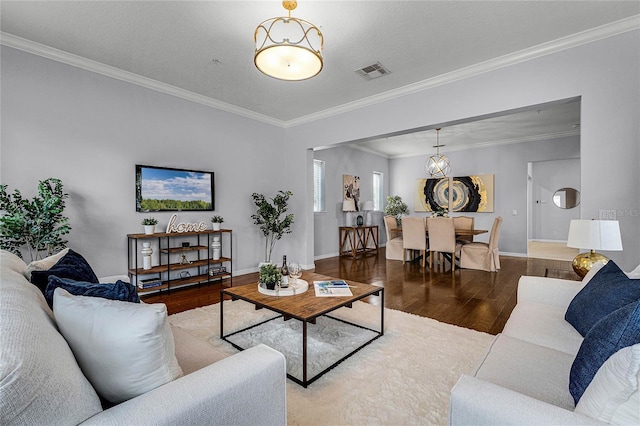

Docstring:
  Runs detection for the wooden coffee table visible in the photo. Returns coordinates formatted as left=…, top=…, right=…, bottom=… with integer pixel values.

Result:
left=220, top=273, right=384, bottom=387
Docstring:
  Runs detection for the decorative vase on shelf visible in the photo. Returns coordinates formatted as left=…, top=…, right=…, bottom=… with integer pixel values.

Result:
left=212, top=222, right=221, bottom=231
left=144, top=225, right=155, bottom=235
left=211, top=236, right=221, bottom=260
left=141, top=242, right=153, bottom=270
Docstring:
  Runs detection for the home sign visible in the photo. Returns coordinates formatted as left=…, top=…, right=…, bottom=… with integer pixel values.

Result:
left=166, top=214, right=208, bottom=233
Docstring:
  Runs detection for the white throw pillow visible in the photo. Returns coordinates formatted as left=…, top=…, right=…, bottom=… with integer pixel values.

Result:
left=575, top=344, right=640, bottom=424
left=53, top=288, right=183, bottom=404
left=23, top=248, right=70, bottom=280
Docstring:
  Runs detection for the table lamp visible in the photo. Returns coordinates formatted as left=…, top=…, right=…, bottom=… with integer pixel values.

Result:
left=343, top=199, right=356, bottom=227
left=361, top=200, right=374, bottom=226
left=566, top=219, right=622, bottom=278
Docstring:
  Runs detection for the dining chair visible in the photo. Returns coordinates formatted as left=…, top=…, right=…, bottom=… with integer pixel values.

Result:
left=384, top=215, right=404, bottom=260
left=452, top=216, right=474, bottom=244
left=460, top=216, right=503, bottom=272
left=426, top=217, right=462, bottom=272
left=401, top=216, right=428, bottom=267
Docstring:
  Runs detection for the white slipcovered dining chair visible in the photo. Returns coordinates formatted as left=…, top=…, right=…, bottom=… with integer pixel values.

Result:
left=460, top=216, right=503, bottom=272
left=426, top=217, right=462, bottom=272
left=402, top=216, right=428, bottom=267
left=384, top=215, right=404, bottom=260
left=452, top=216, right=474, bottom=244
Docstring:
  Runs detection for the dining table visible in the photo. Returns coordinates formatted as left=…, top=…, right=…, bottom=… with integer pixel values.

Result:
left=397, top=227, right=489, bottom=237
left=400, top=227, right=489, bottom=265
left=438, top=228, right=488, bottom=237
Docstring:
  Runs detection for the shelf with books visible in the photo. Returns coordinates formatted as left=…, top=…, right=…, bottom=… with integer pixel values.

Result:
left=127, top=229, right=232, bottom=295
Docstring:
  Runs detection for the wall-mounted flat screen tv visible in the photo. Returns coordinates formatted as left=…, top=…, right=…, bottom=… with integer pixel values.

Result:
left=136, top=165, right=214, bottom=212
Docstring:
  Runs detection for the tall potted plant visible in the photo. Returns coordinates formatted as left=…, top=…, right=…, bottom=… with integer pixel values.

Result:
left=0, top=178, right=71, bottom=261
left=384, top=195, right=409, bottom=226
left=251, top=190, right=294, bottom=264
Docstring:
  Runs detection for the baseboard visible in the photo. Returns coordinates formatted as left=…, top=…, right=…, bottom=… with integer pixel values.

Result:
left=500, top=251, right=528, bottom=258
left=314, top=252, right=340, bottom=260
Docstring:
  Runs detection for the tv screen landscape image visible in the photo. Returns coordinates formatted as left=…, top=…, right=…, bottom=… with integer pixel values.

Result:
left=136, top=165, right=214, bottom=212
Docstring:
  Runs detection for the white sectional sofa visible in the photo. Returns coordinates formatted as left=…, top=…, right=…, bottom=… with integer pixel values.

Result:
left=0, top=250, right=287, bottom=425
left=449, top=265, right=640, bottom=425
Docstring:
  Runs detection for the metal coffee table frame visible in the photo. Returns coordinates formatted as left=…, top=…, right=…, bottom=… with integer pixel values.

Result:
left=220, top=278, right=384, bottom=387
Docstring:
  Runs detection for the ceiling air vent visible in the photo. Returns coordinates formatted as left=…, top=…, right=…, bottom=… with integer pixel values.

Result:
left=355, top=62, right=391, bottom=80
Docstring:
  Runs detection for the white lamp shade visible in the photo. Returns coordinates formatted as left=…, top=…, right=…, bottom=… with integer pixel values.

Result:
left=567, top=220, right=623, bottom=251
left=361, top=200, right=374, bottom=211
left=342, top=199, right=356, bottom=212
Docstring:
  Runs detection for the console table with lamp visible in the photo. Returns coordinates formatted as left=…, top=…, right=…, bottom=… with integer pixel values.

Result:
left=339, top=225, right=379, bottom=258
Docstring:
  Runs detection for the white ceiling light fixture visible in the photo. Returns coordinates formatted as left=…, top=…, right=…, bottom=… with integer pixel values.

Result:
left=425, top=128, right=451, bottom=178
left=254, top=0, right=324, bottom=81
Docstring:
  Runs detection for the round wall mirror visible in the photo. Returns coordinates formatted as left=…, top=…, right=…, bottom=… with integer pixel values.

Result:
left=553, top=187, right=580, bottom=209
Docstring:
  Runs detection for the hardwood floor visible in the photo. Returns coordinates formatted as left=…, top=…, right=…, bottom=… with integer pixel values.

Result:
left=143, top=248, right=577, bottom=335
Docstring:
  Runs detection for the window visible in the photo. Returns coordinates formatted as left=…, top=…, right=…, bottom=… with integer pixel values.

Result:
left=373, top=171, right=383, bottom=211
left=313, top=159, right=326, bottom=212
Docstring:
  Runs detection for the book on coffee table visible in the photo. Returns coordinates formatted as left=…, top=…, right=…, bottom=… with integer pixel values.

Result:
left=313, top=280, right=353, bottom=297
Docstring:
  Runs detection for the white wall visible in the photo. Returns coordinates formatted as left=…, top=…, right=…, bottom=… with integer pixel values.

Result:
left=313, top=146, right=389, bottom=258
left=288, top=30, right=640, bottom=270
left=531, top=158, right=581, bottom=241
left=388, top=136, right=580, bottom=254
left=0, top=46, right=292, bottom=276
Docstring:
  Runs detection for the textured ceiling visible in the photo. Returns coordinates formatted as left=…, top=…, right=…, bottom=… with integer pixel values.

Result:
left=1, top=1, right=638, bottom=125
left=1, top=2, right=638, bottom=156
left=348, top=98, right=581, bottom=158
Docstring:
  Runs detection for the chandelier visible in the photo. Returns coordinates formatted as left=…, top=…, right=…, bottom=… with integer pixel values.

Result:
left=254, top=1, right=324, bottom=81
left=425, top=128, right=451, bottom=178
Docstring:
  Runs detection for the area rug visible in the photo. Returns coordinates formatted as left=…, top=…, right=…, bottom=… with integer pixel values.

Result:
left=528, top=240, right=578, bottom=261
left=170, top=300, right=495, bottom=425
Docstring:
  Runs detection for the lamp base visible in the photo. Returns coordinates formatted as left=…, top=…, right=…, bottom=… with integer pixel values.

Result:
left=572, top=250, right=610, bottom=278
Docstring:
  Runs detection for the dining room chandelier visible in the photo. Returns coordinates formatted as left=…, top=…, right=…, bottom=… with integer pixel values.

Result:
left=254, top=1, right=324, bottom=81
left=425, top=128, right=451, bottom=178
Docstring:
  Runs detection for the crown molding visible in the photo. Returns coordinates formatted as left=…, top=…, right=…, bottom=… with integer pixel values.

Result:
left=1, top=14, right=638, bottom=129
left=286, top=15, right=640, bottom=128
left=0, top=32, right=288, bottom=128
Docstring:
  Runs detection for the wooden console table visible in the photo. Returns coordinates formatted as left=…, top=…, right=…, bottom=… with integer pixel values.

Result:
left=339, top=225, right=379, bottom=258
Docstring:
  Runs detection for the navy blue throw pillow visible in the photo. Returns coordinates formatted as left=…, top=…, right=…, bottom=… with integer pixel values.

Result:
left=565, top=261, right=640, bottom=336
left=45, top=276, right=140, bottom=308
left=569, top=299, right=640, bottom=404
left=30, top=249, right=100, bottom=294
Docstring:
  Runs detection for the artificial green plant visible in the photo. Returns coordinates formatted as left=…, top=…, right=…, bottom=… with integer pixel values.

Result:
left=0, top=178, right=71, bottom=261
left=384, top=195, right=410, bottom=225
left=251, top=190, right=294, bottom=263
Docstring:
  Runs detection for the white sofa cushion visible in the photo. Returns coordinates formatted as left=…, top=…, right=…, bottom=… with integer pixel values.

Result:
left=502, top=302, right=583, bottom=355
left=575, top=344, right=640, bottom=424
left=53, top=288, right=183, bottom=404
left=2, top=249, right=29, bottom=274
left=628, top=264, right=640, bottom=279
left=23, top=248, right=70, bottom=280
left=474, top=334, right=576, bottom=411
left=0, top=251, right=103, bottom=425
left=171, top=325, right=228, bottom=375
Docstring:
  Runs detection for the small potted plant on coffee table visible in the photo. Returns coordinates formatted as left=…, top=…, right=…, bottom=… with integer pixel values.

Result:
left=259, top=263, right=281, bottom=290
left=141, top=217, right=158, bottom=234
